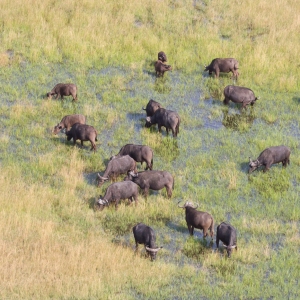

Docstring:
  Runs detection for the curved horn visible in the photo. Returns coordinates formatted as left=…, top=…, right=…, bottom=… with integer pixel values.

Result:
left=129, top=171, right=138, bottom=177
left=142, top=107, right=146, bottom=110
left=223, top=244, right=228, bottom=248
left=146, top=116, right=151, bottom=123
left=145, top=246, right=162, bottom=252
left=98, top=174, right=109, bottom=181
left=193, top=203, right=199, bottom=209
left=249, top=157, right=252, bottom=163
left=177, top=201, right=185, bottom=208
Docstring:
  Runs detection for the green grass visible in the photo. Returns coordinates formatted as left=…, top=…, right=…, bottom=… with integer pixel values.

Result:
left=0, top=0, right=299, bottom=299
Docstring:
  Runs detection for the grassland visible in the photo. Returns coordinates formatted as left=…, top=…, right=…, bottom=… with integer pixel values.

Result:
left=0, top=0, right=299, bottom=299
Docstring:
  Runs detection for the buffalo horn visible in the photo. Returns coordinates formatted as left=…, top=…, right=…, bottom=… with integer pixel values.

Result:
left=97, top=173, right=109, bottom=181
left=223, top=244, right=228, bottom=248
left=145, top=246, right=163, bottom=252
left=142, top=107, right=146, bottom=110
left=146, top=116, right=151, bottom=123
left=177, top=201, right=184, bottom=208
left=249, top=157, right=252, bottom=163
left=129, top=171, right=138, bottom=177
left=193, top=203, right=199, bottom=209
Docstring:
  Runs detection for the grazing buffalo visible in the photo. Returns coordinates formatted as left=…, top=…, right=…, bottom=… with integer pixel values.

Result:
left=133, top=223, right=163, bottom=261
left=178, top=201, right=214, bottom=239
left=204, top=58, right=239, bottom=79
left=249, top=145, right=291, bottom=173
left=47, top=83, right=78, bottom=101
left=110, top=144, right=153, bottom=170
left=224, top=85, right=258, bottom=109
left=145, top=108, right=180, bottom=137
left=53, top=114, right=86, bottom=134
left=216, top=222, right=237, bottom=258
left=97, top=155, right=137, bottom=186
left=158, top=51, right=167, bottom=62
left=142, top=99, right=163, bottom=117
left=66, top=123, right=98, bottom=152
left=155, top=60, right=172, bottom=77
left=96, top=181, right=139, bottom=210
left=125, top=170, right=174, bottom=198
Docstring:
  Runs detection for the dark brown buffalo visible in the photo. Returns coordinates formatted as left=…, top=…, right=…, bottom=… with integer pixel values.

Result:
left=97, top=155, right=137, bottom=186
left=142, top=99, right=163, bottom=117
left=155, top=60, right=172, bottom=77
left=204, top=58, right=239, bottom=79
left=47, top=83, right=78, bottom=101
left=66, top=123, right=98, bottom=152
left=158, top=51, right=167, bottom=62
left=125, top=170, right=174, bottom=198
left=216, top=222, right=237, bottom=258
left=96, top=181, right=139, bottom=210
left=53, top=114, right=86, bottom=134
left=110, top=144, right=153, bottom=170
left=224, top=85, right=258, bottom=109
left=145, top=108, right=180, bottom=137
left=178, top=201, right=214, bottom=239
left=249, top=145, right=291, bottom=173
left=133, top=223, right=162, bottom=261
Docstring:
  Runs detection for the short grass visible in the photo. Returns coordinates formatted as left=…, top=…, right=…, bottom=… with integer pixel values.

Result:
left=0, top=0, right=299, bottom=299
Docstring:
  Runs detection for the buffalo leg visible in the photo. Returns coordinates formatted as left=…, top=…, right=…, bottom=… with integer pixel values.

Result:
left=143, top=188, right=149, bottom=199
left=166, top=186, right=172, bottom=198
left=216, top=236, right=219, bottom=249
left=187, top=224, right=194, bottom=236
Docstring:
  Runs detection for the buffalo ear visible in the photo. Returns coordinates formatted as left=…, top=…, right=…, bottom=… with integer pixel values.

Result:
left=146, top=117, right=151, bottom=123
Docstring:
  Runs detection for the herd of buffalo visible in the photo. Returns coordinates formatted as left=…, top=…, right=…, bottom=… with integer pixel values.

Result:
left=50, top=51, right=291, bottom=260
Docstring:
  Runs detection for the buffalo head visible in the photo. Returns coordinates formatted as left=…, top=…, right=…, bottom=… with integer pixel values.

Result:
left=95, top=196, right=109, bottom=211
left=97, top=173, right=109, bottom=186
left=248, top=157, right=260, bottom=173
left=177, top=201, right=199, bottom=209
left=222, top=244, right=237, bottom=258
left=145, top=246, right=163, bottom=261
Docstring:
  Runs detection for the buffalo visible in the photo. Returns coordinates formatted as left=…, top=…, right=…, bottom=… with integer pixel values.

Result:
left=96, top=181, right=139, bottom=210
left=47, top=83, right=78, bottom=101
left=145, top=108, right=180, bottom=137
left=158, top=51, right=167, bottom=62
left=110, top=144, right=153, bottom=170
left=155, top=60, right=172, bottom=77
left=178, top=201, right=214, bottom=239
left=216, top=222, right=237, bottom=258
left=224, top=85, right=258, bottom=109
left=249, top=145, right=291, bottom=173
left=132, top=223, right=163, bottom=261
left=142, top=99, right=163, bottom=117
left=204, top=58, right=239, bottom=79
left=66, top=123, right=98, bottom=152
left=53, top=114, right=86, bottom=134
left=97, top=155, right=137, bottom=186
left=125, top=170, right=174, bottom=198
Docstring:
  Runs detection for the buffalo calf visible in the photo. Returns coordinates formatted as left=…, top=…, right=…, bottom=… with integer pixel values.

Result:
left=47, top=83, right=77, bottom=101
left=53, top=114, right=86, bottom=134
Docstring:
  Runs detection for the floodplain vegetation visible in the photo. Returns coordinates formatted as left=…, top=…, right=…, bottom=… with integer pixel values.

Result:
left=0, top=0, right=299, bottom=299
